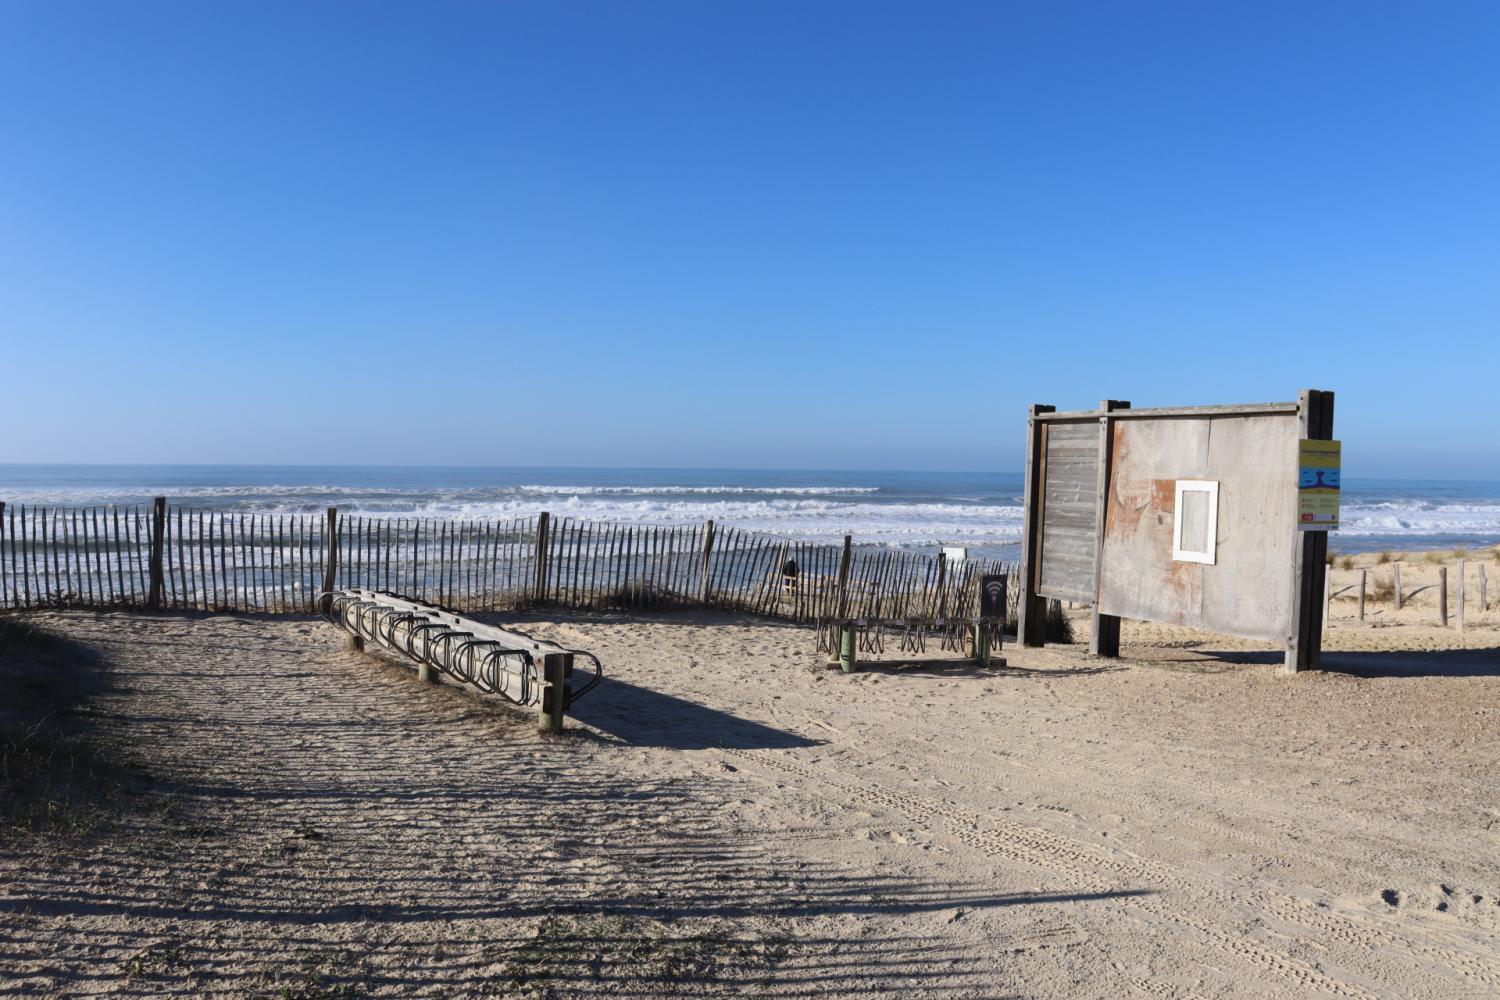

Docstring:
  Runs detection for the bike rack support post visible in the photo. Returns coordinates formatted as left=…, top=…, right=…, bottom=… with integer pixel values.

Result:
left=540, top=651, right=572, bottom=734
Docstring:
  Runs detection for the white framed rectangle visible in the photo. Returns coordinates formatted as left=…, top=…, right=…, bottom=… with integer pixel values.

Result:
left=1172, top=480, right=1219, bottom=565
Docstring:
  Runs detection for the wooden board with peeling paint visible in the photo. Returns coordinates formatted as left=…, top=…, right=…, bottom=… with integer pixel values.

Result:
left=1039, top=421, right=1099, bottom=602
left=1096, top=414, right=1299, bottom=641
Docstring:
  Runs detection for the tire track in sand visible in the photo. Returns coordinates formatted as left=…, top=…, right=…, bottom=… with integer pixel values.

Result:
left=725, top=747, right=1496, bottom=1000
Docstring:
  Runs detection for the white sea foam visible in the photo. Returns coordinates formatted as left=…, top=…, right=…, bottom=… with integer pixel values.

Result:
left=1338, top=503, right=1500, bottom=537
left=4, top=485, right=1499, bottom=551
left=514, top=485, right=881, bottom=496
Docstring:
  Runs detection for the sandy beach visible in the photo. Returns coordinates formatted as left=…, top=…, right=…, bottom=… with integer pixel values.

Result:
left=2, top=599, right=1497, bottom=999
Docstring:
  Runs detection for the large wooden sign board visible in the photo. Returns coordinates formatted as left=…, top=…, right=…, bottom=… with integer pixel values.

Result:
left=1018, top=392, right=1335, bottom=673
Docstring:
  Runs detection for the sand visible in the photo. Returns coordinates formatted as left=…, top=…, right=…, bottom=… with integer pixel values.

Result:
left=1, top=605, right=1497, bottom=998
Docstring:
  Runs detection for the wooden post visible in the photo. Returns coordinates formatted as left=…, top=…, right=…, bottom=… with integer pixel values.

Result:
left=320, top=506, right=339, bottom=615
left=538, top=651, right=571, bottom=734
left=1283, top=389, right=1334, bottom=674
left=417, top=648, right=438, bottom=684
left=1089, top=400, right=1129, bottom=656
left=838, top=624, right=857, bottom=674
left=147, top=497, right=167, bottom=611
left=1358, top=568, right=1366, bottom=622
left=1322, top=571, right=1331, bottom=630
left=1481, top=563, right=1488, bottom=611
left=1439, top=566, right=1448, bottom=627
left=836, top=534, right=853, bottom=618
left=1018, top=404, right=1055, bottom=647
left=933, top=550, right=947, bottom=619
left=699, top=519, right=716, bottom=606
left=1456, top=560, right=1465, bottom=632
left=533, top=512, right=551, bottom=606
left=1394, top=562, right=1403, bottom=610
left=973, top=622, right=993, bottom=668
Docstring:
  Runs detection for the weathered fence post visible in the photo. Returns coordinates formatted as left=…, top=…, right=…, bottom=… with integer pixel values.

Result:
left=838, top=624, right=857, bottom=674
left=973, top=623, right=992, bottom=667
left=934, top=550, right=948, bottom=620
left=1358, top=568, right=1366, bottom=622
left=147, top=497, right=167, bottom=611
left=533, top=512, right=551, bottom=605
left=1284, top=388, right=1334, bottom=674
left=1018, top=403, right=1056, bottom=646
left=1456, top=559, right=1465, bottom=633
left=836, top=534, right=853, bottom=618
left=539, top=651, right=571, bottom=734
left=1439, top=566, right=1448, bottom=627
left=1089, top=399, right=1129, bottom=656
left=1481, top=563, right=1489, bottom=611
left=410, top=520, right=420, bottom=598
left=320, top=507, right=339, bottom=614
left=1322, top=571, right=1331, bottom=630
left=1394, top=561, right=1403, bottom=610
left=699, top=519, right=716, bottom=607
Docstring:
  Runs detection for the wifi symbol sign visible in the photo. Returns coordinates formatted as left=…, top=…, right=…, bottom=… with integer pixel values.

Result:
left=981, top=574, right=1008, bottom=619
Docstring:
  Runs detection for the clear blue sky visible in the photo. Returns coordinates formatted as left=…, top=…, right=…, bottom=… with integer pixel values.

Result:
left=2, top=1, right=1496, bottom=476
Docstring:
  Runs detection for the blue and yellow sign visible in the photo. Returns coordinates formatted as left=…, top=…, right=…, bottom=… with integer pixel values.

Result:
left=1298, top=439, right=1341, bottom=530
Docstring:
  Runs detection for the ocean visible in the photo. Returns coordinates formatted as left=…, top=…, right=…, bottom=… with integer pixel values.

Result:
left=1, top=465, right=1498, bottom=560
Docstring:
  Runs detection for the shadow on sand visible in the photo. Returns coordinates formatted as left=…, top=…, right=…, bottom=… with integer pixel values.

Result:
left=849, top=656, right=1123, bottom=679
left=569, top=675, right=823, bottom=750
left=1172, top=645, right=1500, bottom=679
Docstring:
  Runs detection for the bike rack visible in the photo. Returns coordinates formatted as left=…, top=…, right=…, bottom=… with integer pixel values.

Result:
left=320, top=588, right=603, bottom=733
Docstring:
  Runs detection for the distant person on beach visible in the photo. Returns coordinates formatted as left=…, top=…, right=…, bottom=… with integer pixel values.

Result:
left=782, top=558, right=799, bottom=594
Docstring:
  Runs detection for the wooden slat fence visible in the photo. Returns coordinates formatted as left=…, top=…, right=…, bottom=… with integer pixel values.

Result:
left=0, top=501, right=1013, bottom=624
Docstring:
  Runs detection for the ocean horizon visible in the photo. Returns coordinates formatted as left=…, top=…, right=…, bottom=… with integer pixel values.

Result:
left=2, top=463, right=1498, bottom=560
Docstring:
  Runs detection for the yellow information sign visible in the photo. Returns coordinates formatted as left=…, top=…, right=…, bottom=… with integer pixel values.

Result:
left=1298, top=439, right=1341, bottom=530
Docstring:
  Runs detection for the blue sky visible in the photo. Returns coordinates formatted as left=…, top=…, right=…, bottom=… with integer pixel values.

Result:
left=1, top=1, right=1496, bottom=476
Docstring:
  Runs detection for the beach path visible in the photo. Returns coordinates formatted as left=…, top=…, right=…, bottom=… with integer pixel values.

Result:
left=2, top=609, right=1497, bottom=998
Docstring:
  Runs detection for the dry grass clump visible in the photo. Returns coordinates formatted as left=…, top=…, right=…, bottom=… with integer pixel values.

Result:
left=1370, top=578, right=1396, bottom=603
left=1424, top=550, right=1445, bottom=565
left=1339, top=556, right=1356, bottom=571
left=1376, top=551, right=1393, bottom=565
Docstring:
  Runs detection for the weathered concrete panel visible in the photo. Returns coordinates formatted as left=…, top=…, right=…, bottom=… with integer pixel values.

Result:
left=1097, top=415, right=1298, bottom=641
left=1040, top=421, right=1099, bottom=602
